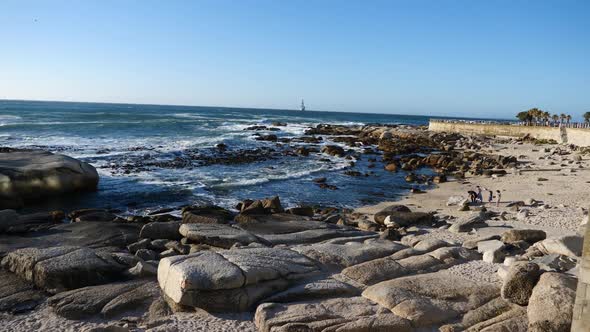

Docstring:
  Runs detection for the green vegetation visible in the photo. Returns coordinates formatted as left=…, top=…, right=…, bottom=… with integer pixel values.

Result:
left=515, top=108, right=575, bottom=126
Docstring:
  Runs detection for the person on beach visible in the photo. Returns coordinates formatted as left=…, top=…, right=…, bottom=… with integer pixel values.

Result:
left=488, top=189, right=493, bottom=203
left=496, top=190, right=502, bottom=206
left=476, top=186, right=483, bottom=203
left=468, top=190, right=477, bottom=203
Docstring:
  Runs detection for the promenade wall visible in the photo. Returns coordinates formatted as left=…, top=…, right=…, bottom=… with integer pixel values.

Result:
left=429, top=120, right=590, bottom=146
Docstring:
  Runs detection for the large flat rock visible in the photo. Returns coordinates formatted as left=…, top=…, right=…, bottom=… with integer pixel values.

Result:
left=158, top=247, right=319, bottom=311
left=527, top=272, right=576, bottom=331
left=255, top=296, right=412, bottom=332
left=362, top=271, right=499, bottom=327
left=0, top=221, right=140, bottom=256
left=342, top=246, right=477, bottom=285
left=1, top=246, right=126, bottom=293
left=48, top=280, right=159, bottom=319
left=293, top=238, right=405, bottom=268
left=237, top=213, right=374, bottom=245
left=0, top=270, right=45, bottom=313
left=0, top=150, right=99, bottom=208
left=179, top=223, right=264, bottom=248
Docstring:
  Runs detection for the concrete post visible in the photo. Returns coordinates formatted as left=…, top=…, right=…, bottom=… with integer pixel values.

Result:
left=572, top=216, right=590, bottom=331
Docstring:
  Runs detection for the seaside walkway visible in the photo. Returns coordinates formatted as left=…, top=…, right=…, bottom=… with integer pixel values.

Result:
left=429, top=119, right=590, bottom=146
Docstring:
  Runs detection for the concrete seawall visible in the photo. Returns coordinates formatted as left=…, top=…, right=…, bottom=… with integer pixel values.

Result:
left=429, top=121, right=590, bottom=146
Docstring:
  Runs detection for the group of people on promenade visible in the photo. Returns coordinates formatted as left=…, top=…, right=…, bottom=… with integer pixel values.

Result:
left=468, top=185, right=501, bottom=207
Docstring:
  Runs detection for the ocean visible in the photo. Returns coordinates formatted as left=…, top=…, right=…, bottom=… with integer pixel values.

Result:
left=0, top=100, right=439, bottom=213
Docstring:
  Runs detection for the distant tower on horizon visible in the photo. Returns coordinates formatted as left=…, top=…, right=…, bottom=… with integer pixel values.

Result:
left=301, top=99, right=306, bottom=111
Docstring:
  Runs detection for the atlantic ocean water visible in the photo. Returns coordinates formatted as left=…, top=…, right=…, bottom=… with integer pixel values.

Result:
left=0, top=100, right=441, bottom=213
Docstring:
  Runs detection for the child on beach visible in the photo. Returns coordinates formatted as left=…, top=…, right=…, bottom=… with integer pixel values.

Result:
left=488, top=189, right=493, bottom=203
left=496, top=190, right=502, bottom=206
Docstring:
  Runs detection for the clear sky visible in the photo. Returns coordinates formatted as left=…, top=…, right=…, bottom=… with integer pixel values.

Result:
left=1, top=1, right=589, bottom=119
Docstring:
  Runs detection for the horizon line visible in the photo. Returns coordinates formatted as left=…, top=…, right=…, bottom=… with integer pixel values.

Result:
left=0, top=97, right=513, bottom=121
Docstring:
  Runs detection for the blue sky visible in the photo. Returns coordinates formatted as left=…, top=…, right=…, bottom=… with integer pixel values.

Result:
left=1, top=1, right=588, bottom=119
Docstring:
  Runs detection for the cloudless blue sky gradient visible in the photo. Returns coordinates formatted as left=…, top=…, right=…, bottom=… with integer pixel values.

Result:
left=1, top=0, right=589, bottom=118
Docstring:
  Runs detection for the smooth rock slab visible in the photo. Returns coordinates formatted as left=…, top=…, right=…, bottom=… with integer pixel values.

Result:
left=449, top=212, right=488, bottom=233
left=1, top=246, right=126, bottom=293
left=140, top=222, right=182, bottom=240
left=0, top=221, right=140, bottom=258
left=342, top=246, right=476, bottom=286
left=0, top=270, right=45, bottom=313
left=261, top=277, right=360, bottom=303
left=158, top=247, right=318, bottom=311
left=501, top=262, right=540, bottom=305
left=527, top=272, right=576, bottom=331
left=362, top=271, right=499, bottom=327
left=0, top=150, right=99, bottom=208
left=293, top=238, right=405, bottom=268
left=179, top=223, right=263, bottom=248
left=255, top=296, right=412, bottom=332
left=533, top=235, right=583, bottom=258
left=48, top=280, right=159, bottom=319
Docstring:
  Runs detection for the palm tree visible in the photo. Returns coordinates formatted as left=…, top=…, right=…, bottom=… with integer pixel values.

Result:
left=583, top=112, right=590, bottom=123
left=517, top=110, right=534, bottom=125
left=560, top=113, right=567, bottom=125
left=566, top=115, right=572, bottom=125
left=552, top=114, right=559, bottom=126
left=526, top=108, right=541, bottom=125
left=542, top=111, right=550, bottom=126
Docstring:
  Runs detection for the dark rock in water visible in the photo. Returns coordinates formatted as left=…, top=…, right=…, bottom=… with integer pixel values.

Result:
left=343, top=170, right=362, bottom=176
left=1, top=246, right=127, bottom=294
left=140, top=222, right=182, bottom=240
left=271, top=121, right=287, bottom=127
left=244, top=125, right=280, bottom=131
left=0, top=150, right=99, bottom=209
left=48, top=280, right=160, bottom=320
left=374, top=205, right=412, bottom=224
left=0, top=270, right=45, bottom=313
left=321, top=145, right=345, bottom=157
left=405, top=173, right=416, bottom=182
left=384, top=163, right=398, bottom=172
left=237, top=196, right=284, bottom=216
left=182, top=205, right=234, bottom=224
left=286, top=206, right=314, bottom=217
left=410, top=188, right=426, bottom=194
left=317, top=183, right=338, bottom=190
left=254, top=134, right=278, bottom=142
left=215, top=143, right=227, bottom=152
left=313, top=177, right=327, bottom=183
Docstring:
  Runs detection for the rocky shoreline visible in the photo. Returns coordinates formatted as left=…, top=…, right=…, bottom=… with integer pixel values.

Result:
left=0, top=123, right=587, bottom=331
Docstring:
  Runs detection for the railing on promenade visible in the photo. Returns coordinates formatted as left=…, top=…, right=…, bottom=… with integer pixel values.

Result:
left=430, top=118, right=590, bottom=129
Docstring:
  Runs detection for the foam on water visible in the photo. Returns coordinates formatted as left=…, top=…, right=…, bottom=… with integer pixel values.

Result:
left=0, top=100, right=439, bottom=212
